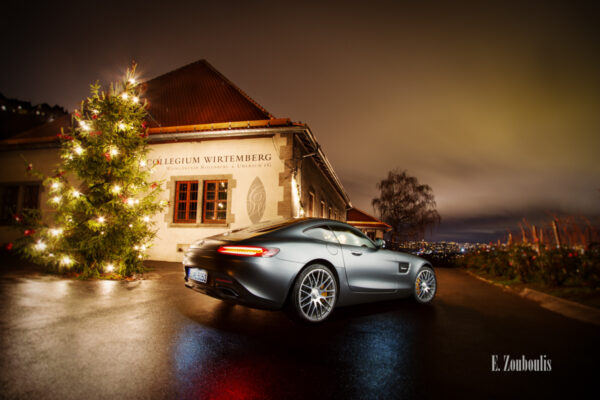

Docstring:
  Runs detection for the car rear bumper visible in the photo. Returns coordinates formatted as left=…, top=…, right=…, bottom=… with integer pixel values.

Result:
left=184, top=266, right=283, bottom=310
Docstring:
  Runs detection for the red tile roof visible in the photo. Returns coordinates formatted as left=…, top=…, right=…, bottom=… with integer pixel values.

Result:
left=347, top=207, right=391, bottom=230
left=4, top=114, right=71, bottom=143
left=144, top=59, right=273, bottom=128
left=2, top=59, right=278, bottom=143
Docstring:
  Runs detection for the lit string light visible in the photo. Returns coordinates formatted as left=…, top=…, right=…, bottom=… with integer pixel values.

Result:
left=50, top=228, right=63, bottom=237
left=61, top=256, right=73, bottom=266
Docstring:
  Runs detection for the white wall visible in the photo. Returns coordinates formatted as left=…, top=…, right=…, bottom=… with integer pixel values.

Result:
left=0, top=133, right=290, bottom=262
left=146, top=135, right=288, bottom=261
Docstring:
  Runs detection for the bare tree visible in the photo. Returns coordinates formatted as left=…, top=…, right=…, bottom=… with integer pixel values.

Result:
left=372, top=170, right=440, bottom=243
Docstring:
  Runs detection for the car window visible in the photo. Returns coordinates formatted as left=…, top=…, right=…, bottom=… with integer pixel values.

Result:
left=330, top=226, right=376, bottom=249
left=304, top=226, right=339, bottom=243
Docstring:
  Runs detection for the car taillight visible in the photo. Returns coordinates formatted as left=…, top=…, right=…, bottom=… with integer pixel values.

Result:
left=217, top=246, right=280, bottom=257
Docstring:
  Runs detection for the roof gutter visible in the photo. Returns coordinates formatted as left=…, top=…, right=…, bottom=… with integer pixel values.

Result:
left=301, top=125, right=352, bottom=208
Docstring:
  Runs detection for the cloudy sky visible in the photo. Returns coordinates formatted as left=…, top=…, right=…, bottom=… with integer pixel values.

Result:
left=1, top=1, right=598, bottom=241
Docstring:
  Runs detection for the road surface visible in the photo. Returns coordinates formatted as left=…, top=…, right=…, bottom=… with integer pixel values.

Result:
left=0, top=258, right=597, bottom=399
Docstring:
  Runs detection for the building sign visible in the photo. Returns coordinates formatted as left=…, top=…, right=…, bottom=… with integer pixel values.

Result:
left=147, top=152, right=274, bottom=170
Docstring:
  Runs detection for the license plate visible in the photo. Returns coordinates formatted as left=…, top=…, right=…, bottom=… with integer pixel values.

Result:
left=188, top=268, right=207, bottom=283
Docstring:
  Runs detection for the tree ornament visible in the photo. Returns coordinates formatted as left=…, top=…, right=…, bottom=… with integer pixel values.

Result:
left=15, top=63, right=164, bottom=277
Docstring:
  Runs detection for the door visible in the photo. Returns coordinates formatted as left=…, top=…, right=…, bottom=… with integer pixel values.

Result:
left=330, top=225, right=399, bottom=293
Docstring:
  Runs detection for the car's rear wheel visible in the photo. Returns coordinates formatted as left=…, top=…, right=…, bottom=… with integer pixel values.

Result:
left=414, top=266, right=436, bottom=303
left=292, top=264, right=337, bottom=323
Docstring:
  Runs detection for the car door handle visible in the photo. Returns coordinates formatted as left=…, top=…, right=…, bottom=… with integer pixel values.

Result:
left=351, top=250, right=363, bottom=256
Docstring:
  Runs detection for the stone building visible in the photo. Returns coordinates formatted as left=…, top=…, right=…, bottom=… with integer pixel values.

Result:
left=0, top=60, right=351, bottom=261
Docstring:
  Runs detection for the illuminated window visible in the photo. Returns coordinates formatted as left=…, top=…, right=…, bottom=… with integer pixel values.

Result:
left=320, top=201, right=326, bottom=218
left=328, top=207, right=332, bottom=219
left=203, top=180, right=228, bottom=223
left=333, top=210, right=337, bottom=221
left=308, top=192, right=315, bottom=217
left=174, top=181, right=199, bottom=223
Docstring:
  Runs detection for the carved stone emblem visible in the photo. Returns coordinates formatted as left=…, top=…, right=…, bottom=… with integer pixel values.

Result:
left=247, top=177, right=266, bottom=224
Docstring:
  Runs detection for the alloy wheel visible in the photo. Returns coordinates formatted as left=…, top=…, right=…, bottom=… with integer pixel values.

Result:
left=415, top=268, right=436, bottom=303
left=298, top=267, right=336, bottom=322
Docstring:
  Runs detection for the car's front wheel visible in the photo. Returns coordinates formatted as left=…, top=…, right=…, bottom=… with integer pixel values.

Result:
left=413, top=266, right=437, bottom=303
left=291, top=264, right=337, bottom=323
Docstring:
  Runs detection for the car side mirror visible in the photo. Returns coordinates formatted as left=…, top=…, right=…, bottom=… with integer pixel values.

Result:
left=374, top=238, right=385, bottom=249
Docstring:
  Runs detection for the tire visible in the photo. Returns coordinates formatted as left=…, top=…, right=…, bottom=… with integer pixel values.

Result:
left=291, top=264, right=338, bottom=323
left=413, top=266, right=437, bottom=304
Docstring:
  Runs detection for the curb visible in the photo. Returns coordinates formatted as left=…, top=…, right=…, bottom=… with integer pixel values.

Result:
left=464, top=270, right=600, bottom=326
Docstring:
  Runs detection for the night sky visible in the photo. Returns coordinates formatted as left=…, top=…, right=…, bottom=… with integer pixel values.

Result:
left=1, top=1, right=599, bottom=242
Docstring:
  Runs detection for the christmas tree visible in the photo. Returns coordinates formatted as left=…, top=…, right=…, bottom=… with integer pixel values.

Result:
left=20, top=64, right=164, bottom=277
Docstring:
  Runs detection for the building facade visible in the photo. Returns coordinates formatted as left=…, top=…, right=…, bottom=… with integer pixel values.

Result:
left=0, top=60, right=351, bottom=261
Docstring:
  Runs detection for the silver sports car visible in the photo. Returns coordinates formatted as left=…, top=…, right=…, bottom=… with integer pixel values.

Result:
left=183, top=218, right=437, bottom=323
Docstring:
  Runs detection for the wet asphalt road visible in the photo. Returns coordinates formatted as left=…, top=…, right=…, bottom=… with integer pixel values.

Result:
left=0, top=258, right=598, bottom=400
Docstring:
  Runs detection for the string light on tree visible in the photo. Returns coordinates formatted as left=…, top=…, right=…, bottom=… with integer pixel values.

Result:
left=16, top=64, right=164, bottom=277
left=50, top=228, right=63, bottom=237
